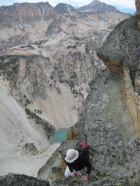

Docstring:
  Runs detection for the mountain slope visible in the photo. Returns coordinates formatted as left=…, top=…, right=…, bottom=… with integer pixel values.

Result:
left=77, top=0, right=118, bottom=13
left=0, top=2, right=53, bottom=27
left=0, top=1, right=131, bottom=177
left=0, top=77, right=59, bottom=176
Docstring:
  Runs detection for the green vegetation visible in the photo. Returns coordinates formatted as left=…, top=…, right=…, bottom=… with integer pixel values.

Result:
left=31, top=39, right=48, bottom=45
left=0, top=56, right=4, bottom=62
left=26, top=44, right=34, bottom=49
left=46, top=57, right=50, bottom=61
left=56, top=86, right=61, bottom=94
left=20, top=45, right=26, bottom=48
left=20, top=44, right=34, bottom=49
left=85, top=44, right=89, bottom=54
left=25, top=108, right=55, bottom=136
left=34, top=109, right=42, bottom=114
left=67, top=42, right=82, bottom=49
left=25, top=57, right=34, bottom=75
left=70, top=72, right=77, bottom=79
left=0, top=56, right=20, bottom=89
left=72, top=89, right=84, bottom=98
left=69, top=80, right=75, bottom=90
left=67, top=44, right=77, bottom=49
left=0, top=56, right=19, bottom=70
left=74, top=36, right=81, bottom=41
left=25, top=98, right=30, bottom=106
left=90, top=57, right=94, bottom=65
left=12, top=65, right=19, bottom=73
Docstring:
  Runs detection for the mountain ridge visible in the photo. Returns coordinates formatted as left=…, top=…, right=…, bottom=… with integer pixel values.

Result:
left=0, top=0, right=128, bottom=28
left=76, top=0, right=118, bottom=13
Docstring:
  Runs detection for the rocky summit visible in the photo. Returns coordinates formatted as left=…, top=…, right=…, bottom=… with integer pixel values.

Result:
left=77, top=0, right=118, bottom=13
left=0, top=0, right=136, bottom=185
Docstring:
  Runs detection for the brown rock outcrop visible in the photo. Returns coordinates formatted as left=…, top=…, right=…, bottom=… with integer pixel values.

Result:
left=66, top=126, right=78, bottom=140
left=97, top=16, right=140, bottom=136
left=135, top=0, right=140, bottom=16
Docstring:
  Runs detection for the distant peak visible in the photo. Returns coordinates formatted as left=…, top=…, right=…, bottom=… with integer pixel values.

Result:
left=77, top=0, right=118, bottom=13
left=55, top=3, right=75, bottom=14
left=90, top=0, right=100, bottom=4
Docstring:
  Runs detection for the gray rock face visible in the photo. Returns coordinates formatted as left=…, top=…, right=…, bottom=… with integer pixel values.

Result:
left=0, top=173, right=50, bottom=186
left=75, top=70, right=140, bottom=185
left=38, top=70, right=140, bottom=185
left=97, top=15, right=140, bottom=136
left=97, top=16, right=140, bottom=89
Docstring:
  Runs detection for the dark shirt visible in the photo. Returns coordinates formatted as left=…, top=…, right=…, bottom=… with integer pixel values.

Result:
left=65, top=154, right=91, bottom=175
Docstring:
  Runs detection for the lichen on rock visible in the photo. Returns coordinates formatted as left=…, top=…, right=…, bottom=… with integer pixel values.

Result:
left=0, top=173, right=50, bottom=186
left=135, top=0, right=140, bottom=17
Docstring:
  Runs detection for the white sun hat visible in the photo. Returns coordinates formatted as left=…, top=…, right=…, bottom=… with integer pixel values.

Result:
left=65, top=149, right=79, bottom=163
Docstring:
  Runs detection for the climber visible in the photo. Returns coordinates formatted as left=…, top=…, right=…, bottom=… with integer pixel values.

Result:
left=64, top=147, right=91, bottom=182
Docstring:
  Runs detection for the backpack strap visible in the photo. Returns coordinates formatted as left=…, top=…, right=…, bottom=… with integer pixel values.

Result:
left=75, top=142, right=90, bottom=158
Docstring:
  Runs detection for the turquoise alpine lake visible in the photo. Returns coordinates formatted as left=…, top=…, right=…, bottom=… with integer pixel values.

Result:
left=50, top=128, right=68, bottom=143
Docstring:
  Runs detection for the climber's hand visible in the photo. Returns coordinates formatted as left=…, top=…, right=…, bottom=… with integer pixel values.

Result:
left=82, top=175, right=88, bottom=182
left=71, top=172, right=76, bottom=178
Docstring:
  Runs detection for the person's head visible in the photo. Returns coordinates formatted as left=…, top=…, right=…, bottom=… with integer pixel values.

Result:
left=65, top=149, right=79, bottom=163
left=79, top=142, right=88, bottom=148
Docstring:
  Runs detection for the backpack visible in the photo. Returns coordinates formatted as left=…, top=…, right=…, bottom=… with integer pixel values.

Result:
left=75, top=142, right=90, bottom=159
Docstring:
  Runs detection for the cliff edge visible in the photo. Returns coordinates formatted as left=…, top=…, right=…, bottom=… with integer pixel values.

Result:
left=97, top=15, right=140, bottom=136
left=38, top=15, right=140, bottom=186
